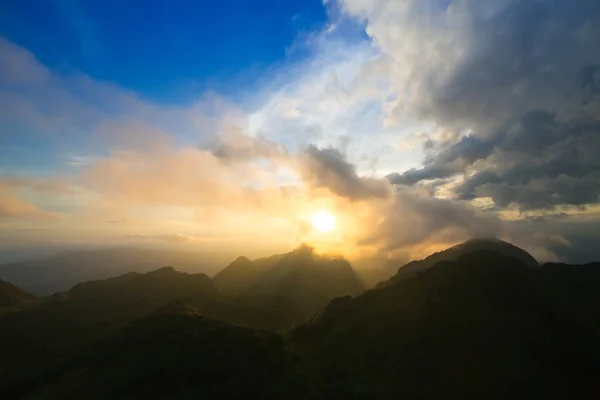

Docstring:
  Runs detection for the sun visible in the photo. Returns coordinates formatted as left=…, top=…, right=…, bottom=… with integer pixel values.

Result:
left=310, top=210, right=336, bottom=233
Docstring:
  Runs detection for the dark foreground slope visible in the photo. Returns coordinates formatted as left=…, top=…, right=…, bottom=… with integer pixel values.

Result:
left=0, top=248, right=230, bottom=295
left=213, top=254, right=284, bottom=295
left=0, top=280, right=35, bottom=311
left=0, top=268, right=219, bottom=392
left=12, top=303, right=318, bottom=400
left=379, top=238, right=539, bottom=287
left=291, top=251, right=600, bottom=399
left=212, top=246, right=365, bottom=329
left=2, top=243, right=600, bottom=400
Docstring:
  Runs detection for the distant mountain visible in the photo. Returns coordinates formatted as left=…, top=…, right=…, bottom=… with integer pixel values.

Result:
left=0, top=267, right=219, bottom=391
left=213, top=254, right=284, bottom=295
left=354, top=267, right=397, bottom=288
left=380, top=238, right=539, bottom=288
left=208, top=293, right=306, bottom=332
left=9, top=303, right=317, bottom=400
left=215, top=246, right=366, bottom=320
left=0, top=280, right=35, bottom=309
left=2, top=242, right=600, bottom=399
left=290, top=250, right=600, bottom=399
left=0, top=248, right=232, bottom=295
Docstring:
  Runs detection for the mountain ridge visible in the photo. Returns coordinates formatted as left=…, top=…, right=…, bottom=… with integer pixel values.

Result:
left=214, top=246, right=365, bottom=320
left=379, top=238, right=539, bottom=288
left=1, top=240, right=599, bottom=399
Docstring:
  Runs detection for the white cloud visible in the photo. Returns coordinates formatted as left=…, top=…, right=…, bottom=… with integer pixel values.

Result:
left=2, top=0, right=600, bottom=263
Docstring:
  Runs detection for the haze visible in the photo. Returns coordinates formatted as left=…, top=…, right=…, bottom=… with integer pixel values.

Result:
left=1, top=0, right=600, bottom=267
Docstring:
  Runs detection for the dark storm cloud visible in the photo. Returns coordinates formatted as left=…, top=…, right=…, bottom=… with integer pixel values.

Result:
left=302, top=145, right=392, bottom=200
left=207, top=133, right=287, bottom=162
left=388, top=134, right=497, bottom=185
left=450, top=112, right=600, bottom=209
left=299, top=145, right=504, bottom=254
left=579, top=65, right=600, bottom=104
left=386, top=0, right=600, bottom=210
left=506, top=215, right=600, bottom=264
left=360, top=191, right=502, bottom=253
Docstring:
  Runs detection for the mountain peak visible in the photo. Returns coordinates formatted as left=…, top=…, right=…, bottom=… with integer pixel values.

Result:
left=232, top=256, right=252, bottom=265
left=0, top=279, right=36, bottom=308
left=381, top=238, right=539, bottom=287
left=151, top=266, right=177, bottom=274
left=453, top=238, right=539, bottom=269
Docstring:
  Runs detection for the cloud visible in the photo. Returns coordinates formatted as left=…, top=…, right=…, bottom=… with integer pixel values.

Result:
left=394, top=110, right=600, bottom=209
left=0, top=192, right=42, bottom=218
left=0, top=37, right=50, bottom=86
left=301, top=145, right=392, bottom=200
left=358, top=190, right=502, bottom=255
left=0, top=183, right=59, bottom=220
left=80, top=139, right=293, bottom=213
left=334, top=0, right=600, bottom=211
left=126, top=233, right=215, bottom=244
left=505, top=212, right=600, bottom=263
left=208, top=126, right=288, bottom=162
left=78, top=133, right=502, bottom=260
left=1, top=4, right=599, bottom=265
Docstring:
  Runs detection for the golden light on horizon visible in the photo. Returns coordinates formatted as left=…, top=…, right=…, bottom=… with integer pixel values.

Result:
left=310, top=209, right=336, bottom=233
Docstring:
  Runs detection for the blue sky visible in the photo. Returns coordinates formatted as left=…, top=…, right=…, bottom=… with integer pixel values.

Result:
left=0, top=0, right=599, bottom=263
left=1, top=0, right=328, bottom=102
left=0, top=0, right=344, bottom=176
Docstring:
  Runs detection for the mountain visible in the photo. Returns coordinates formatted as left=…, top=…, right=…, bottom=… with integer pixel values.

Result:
left=380, top=238, right=539, bottom=288
left=208, top=293, right=306, bottom=332
left=215, top=246, right=366, bottom=321
left=354, top=267, right=397, bottom=288
left=0, top=248, right=232, bottom=295
left=290, top=250, right=600, bottom=399
left=0, top=267, right=219, bottom=391
left=213, top=254, right=284, bottom=295
left=0, top=280, right=35, bottom=310
left=2, top=242, right=600, bottom=399
left=7, top=303, right=318, bottom=400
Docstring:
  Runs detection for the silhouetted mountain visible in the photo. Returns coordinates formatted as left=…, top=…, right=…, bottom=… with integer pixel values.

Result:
left=0, top=267, right=219, bottom=391
left=0, top=280, right=35, bottom=310
left=379, top=238, right=539, bottom=288
left=8, top=303, right=318, bottom=400
left=213, top=254, right=284, bottom=295
left=215, top=246, right=365, bottom=322
left=291, top=250, right=600, bottom=399
left=0, top=248, right=232, bottom=294
left=354, top=267, right=396, bottom=288
left=2, top=243, right=600, bottom=399
left=208, top=294, right=306, bottom=332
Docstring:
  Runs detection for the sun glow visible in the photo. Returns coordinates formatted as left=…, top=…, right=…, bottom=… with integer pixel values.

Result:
left=310, top=210, right=336, bottom=233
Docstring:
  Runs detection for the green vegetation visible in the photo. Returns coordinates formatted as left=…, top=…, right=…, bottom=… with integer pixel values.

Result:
left=1, top=241, right=600, bottom=399
left=0, top=280, right=36, bottom=315
left=291, top=251, right=600, bottom=399
left=213, top=245, right=365, bottom=326
left=18, top=303, right=318, bottom=400
left=0, top=267, right=219, bottom=392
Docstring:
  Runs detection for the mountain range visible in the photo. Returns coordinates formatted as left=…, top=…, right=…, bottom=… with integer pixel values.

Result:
left=0, top=280, right=35, bottom=312
left=1, top=239, right=599, bottom=399
left=0, top=248, right=233, bottom=295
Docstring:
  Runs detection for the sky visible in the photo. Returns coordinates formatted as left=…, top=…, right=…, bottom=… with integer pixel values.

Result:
left=0, top=0, right=599, bottom=264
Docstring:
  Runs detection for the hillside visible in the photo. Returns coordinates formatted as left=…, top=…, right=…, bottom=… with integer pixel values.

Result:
left=10, top=303, right=318, bottom=400
left=214, top=246, right=365, bottom=321
left=0, top=267, right=219, bottom=391
left=0, top=280, right=35, bottom=310
left=0, top=248, right=231, bottom=295
left=213, top=254, right=284, bottom=295
left=2, top=242, right=600, bottom=399
left=380, top=238, right=539, bottom=288
left=291, top=250, right=600, bottom=399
